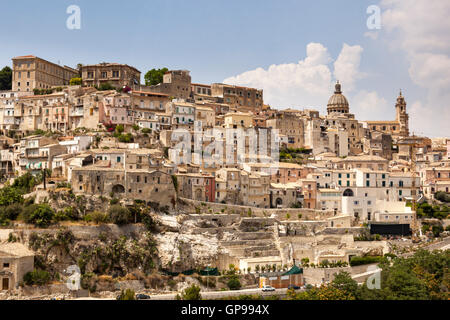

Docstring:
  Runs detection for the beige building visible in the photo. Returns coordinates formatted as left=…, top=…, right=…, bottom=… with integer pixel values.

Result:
left=215, top=168, right=270, bottom=207
left=12, top=55, right=78, bottom=92
left=81, top=63, right=141, bottom=88
left=223, top=112, right=253, bottom=129
left=0, top=242, right=34, bottom=291
left=267, top=111, right=304, bottom=149
left=365, top=91, right=409, bottom=139
left=211, top=83, right=263, bottom=113
left=148, top=70, right=191, bottom=100
left=71, top=163, right=176, bottom=207
left=195, top=105, right=215, bottom=128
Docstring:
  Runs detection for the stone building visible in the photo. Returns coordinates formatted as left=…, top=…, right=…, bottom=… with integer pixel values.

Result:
left=176, top=173, right=215, bottom=202
left=148, top=70, right=191, bottom=100
left=71, top=163, right=176, bottom=207
left=211, top=83, right=263, bottom=113
left=270, top=182, right=300, bottom=208
left=267, top=111, right=304, bottom=149
left=81, top=63, right=141, bottom=88
left=0, top=242, right=34, bottom=291
left=215, top=168, right=270, bottom=207
left=365, top=91, right=409, bottom=139
left=11, top=55, right=78, bottom=92
left=363, top=131, right=393, bottom=160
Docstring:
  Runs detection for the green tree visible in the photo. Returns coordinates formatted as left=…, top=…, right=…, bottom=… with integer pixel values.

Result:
left=0, top=187, right=24, bottom=206
left=144, top=68, right=168, bottom=86
left=0, top=66, right=12, bottom=90
left=23, top=269, right=52, bottom=286
left=227, top=276, right=241, bottom=290
left=181, top=284, right=202, bottom=300
left=98, top=82, right=115, bottom=91
left=331, top=271, right=358, bottom=298
left=2, top=204, right=24, bottom=220
left=22, top=204, right=54, bottom=227
left=108, top=205, right=131, bottom=225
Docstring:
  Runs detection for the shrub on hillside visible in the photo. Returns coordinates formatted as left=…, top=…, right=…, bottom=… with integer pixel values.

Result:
left=108, top=205, right=131, bottom=225
left=349, top=256, right=383, bottom=266
left=84, top=211, right=110, bottom=224
left=23, top=269, right=52, bottom=286
left=21, top=204, right=55, bottom=227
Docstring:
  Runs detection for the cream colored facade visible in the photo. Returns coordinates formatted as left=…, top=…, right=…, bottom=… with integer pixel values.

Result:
left=223, top=112, right=253, bottom=129
left=195, top=105, right=215, bottom=128
left=12, top=55, right=78, bottom=92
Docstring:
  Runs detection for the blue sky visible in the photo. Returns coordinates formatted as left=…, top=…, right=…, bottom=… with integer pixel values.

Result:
left=1, top=0, right=448, bottom=137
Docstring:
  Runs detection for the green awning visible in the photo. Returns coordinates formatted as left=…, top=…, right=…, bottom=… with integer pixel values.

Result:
left=282, top=265, right=303, bottom=275
left=200, top=267, right=219, bottom=276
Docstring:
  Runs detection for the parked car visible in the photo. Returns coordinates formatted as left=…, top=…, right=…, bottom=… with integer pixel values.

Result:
left=136, top=294, right=151, bottom=300
left=287, top=284, right=300, bottom=290
left=262, top=285, right=276, bottom=292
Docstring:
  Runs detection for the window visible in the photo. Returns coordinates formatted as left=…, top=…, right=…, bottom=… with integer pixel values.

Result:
left=117, top=156, right=121, bottom=163
left=3, top=263, right=10, bottom=268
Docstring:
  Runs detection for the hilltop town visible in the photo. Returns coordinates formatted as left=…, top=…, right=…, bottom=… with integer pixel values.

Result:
left=0, top=55, right=448, bottom=300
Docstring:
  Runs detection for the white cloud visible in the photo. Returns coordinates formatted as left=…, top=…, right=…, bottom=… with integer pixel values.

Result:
left=333, top=44, right=365, bottom=91
left=223, top=42, right=363, bottom=111
left=380, top=0, right=450, bottom=137
left=352, top=90, right=390, bottom=121
left=364, top=31, right=379, bottom=40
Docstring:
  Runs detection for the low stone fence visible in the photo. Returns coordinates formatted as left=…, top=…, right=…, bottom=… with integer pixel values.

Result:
left=303, top=263, right=379, bottom=286
left=178, top=198, right=335, bottom=221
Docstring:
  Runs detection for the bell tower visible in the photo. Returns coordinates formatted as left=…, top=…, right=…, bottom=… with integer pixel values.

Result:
left=395, top=90, right=409, bottom=137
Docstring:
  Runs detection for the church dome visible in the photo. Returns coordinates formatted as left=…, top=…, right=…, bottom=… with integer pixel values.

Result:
left=327, top=81, right=349, bottom=114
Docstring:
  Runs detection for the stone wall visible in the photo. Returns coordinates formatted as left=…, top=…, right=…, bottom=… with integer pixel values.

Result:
left=303, top=263, right=379, bottom=286
left=178, top=197, right=335, bottom=220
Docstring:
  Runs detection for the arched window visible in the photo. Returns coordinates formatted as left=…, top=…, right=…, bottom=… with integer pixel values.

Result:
left=343, top=189, right=354, bottom=197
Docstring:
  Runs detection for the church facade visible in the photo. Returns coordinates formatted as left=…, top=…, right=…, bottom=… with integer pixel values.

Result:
left=364, top=91, right=410, bottom=139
